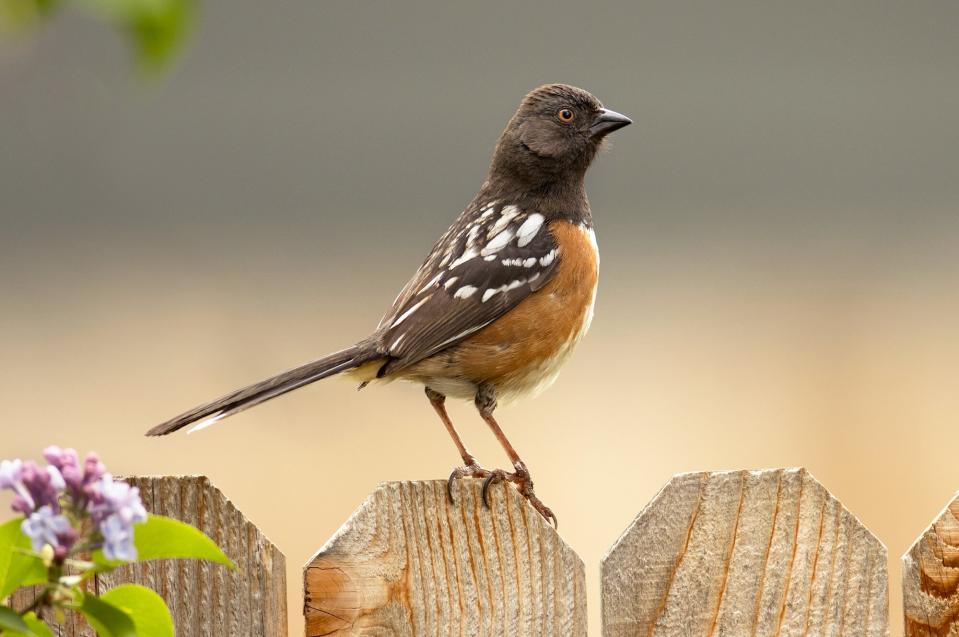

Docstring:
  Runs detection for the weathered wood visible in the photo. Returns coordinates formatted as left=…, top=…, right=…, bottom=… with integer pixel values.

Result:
left=601, top=468, right=888, bottom=636
left=304, top=479, right=586, bottom=636
left=902, top=491, right=959, bottom=635
left=10, top=475, right=287, bottom=637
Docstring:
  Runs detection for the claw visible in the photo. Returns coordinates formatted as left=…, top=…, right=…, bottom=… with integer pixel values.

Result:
left=533, top=500, right=558, bottom=529
left=449, top=462, right=556, bottom=526
left=523, top=492, right=557, bottom=528
left=481, top=475, right=494, bottom=507
left=447, top=463, right=491, bottom=504
left=481, top=470, right=508, bottom=508
left=446, top=473, right=458, bottom=505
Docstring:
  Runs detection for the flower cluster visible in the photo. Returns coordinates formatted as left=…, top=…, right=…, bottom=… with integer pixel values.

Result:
left=0, top=447, right=147, bottom=562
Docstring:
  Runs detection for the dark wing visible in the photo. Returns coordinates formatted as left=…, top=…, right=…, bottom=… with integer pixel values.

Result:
left=375, top=201, right=561, bottom=373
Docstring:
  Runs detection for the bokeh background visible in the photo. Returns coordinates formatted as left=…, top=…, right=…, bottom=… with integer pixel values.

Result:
left=3, top=1, right=958, bottom=633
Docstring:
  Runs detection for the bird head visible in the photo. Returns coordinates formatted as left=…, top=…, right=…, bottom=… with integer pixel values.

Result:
left=489, top=84, right=631, bottom=189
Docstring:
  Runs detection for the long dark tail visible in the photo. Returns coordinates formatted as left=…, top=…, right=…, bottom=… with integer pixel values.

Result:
left=146, top=343, right=382, bottom=436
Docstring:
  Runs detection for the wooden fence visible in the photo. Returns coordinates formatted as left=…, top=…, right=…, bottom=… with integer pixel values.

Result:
left=6, top=469, right=958, bottom=635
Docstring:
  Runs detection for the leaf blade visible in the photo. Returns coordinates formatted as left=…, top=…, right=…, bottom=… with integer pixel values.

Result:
left=100, top=584, right=173, bottom=637
left=133, top=514, right=234, bottom=568
left=0, top=604, right=30, bottom=633
left=22, top=612, right=54, bottom=637
left=0, top=519, right=46, bottom=600
left=2, top=611, right=54, bottom=637
left=77, top=593, right=136, bottom=637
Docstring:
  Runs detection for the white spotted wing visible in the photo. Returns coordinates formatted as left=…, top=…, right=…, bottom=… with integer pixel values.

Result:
left=375, top=201, right=562, bottom=373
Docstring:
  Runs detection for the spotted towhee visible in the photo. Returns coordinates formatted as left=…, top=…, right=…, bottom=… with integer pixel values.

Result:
left=147, top=84, right=631, bottom=524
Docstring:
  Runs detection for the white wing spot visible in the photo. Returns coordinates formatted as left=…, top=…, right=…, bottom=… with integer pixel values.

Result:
left=418, top=273, right=443, bottom=294
left=481, top=227, right=516, bottom=256
left=449, top=247, right=478, bottom=269
left=482, top=278, right=526, bottom=303
left=523, top=257, right=537, bottom=268
left=391, top=296, right=429, bottom=328
left=444, top=277, right=459, bottom=289
left=516, top=213, right=544, bottom=247
left=488, top=205, right=520, bottom=237
left=453, top=285, right=478, bottom=299
left=540, top=249, right=558, bottom=267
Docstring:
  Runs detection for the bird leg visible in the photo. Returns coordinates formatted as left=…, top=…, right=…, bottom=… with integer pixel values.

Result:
left=474, top=384, right=557, bottom=527
left=426, top=387, right=490, bottom=503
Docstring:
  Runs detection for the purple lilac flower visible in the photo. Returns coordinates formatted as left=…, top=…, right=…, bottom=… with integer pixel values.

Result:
left=0, top=459, right=33, bottom=513
left=0, top=459, right=23, bottom=489
left=99, top=514, right=138, bottom=561
left=90, top=474, right=147, bottom=561
left=42, top=447, right=104, bottom=505
left=80, top=453, right=107, bottom=503
left=3, top=448, right=148, bottom=562
left=42, top=446, right=79, bottom=472
left=1, top=459, right=64, bottom=515
left=90, top=475, right=147, bottom=525
left=18, top=461, right=63, bottom=513
left=21, top=506, right=74, bottom=553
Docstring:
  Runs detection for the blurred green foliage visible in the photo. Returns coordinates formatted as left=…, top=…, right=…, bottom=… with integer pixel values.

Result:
left=0, top=0, right=195, bottom=72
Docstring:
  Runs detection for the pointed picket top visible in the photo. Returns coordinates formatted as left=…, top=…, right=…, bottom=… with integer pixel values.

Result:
left=601, top=468, right=888, bottom=636
left=902, top=490, right=959, bottom=635
left=304, top=479, right=587, bottom=636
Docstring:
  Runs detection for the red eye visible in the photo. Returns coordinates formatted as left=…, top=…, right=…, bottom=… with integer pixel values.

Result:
left=557, top=108, right=575, bottom=123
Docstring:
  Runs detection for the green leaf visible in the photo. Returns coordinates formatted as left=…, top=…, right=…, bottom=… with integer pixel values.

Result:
left=0, top=519, right=46, bottom=601
left=127, top=0, right=195, bottom=71
left=24, top=612, right=54, bottom=637
left=75, top=0, right=195, bottom=71
left=133, top=514, right=234, bottom=568
left=0, top=0, right=60, bottom=32
left=0, top=604, right=30, bottom=633
left=77, top=593, right=135, bottom=637
left=1, top=611, right=54, bottom=637
left=100, top=585, right=173, bottom=637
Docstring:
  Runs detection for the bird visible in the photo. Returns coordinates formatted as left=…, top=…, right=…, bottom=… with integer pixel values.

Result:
left=147, top=84, right=631, bottom=525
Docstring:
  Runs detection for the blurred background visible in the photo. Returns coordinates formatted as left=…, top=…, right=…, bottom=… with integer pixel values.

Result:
left=2, top=1, right=958, bottom=633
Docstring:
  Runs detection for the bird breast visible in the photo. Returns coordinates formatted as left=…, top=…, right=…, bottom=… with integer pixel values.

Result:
left=418, top=220, right=599, bottom=402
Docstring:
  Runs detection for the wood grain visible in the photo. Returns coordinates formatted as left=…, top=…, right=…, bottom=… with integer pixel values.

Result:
left=902, top=491, right=959, bottom=635
left=601, top=468, right=888, bottom=636
left=9, top=475, right=287, bottom=637
left=303, top=479, right=586, bottom=636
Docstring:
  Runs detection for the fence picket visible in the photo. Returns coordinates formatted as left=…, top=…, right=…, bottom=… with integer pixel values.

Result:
left=601, top=468, right=888, bottom=636
left=303, top=479, right=587, bottom=637
left=902, top=491, right=959, bottom=635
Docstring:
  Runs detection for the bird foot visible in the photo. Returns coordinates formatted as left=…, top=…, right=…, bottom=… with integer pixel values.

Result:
left=481, top=463, right=557, bottom=528
left=447, top=462, right=491, bottom=504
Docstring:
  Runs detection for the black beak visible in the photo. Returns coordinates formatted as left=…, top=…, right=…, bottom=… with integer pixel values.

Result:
left=589, top=108, right=632, bottom=138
